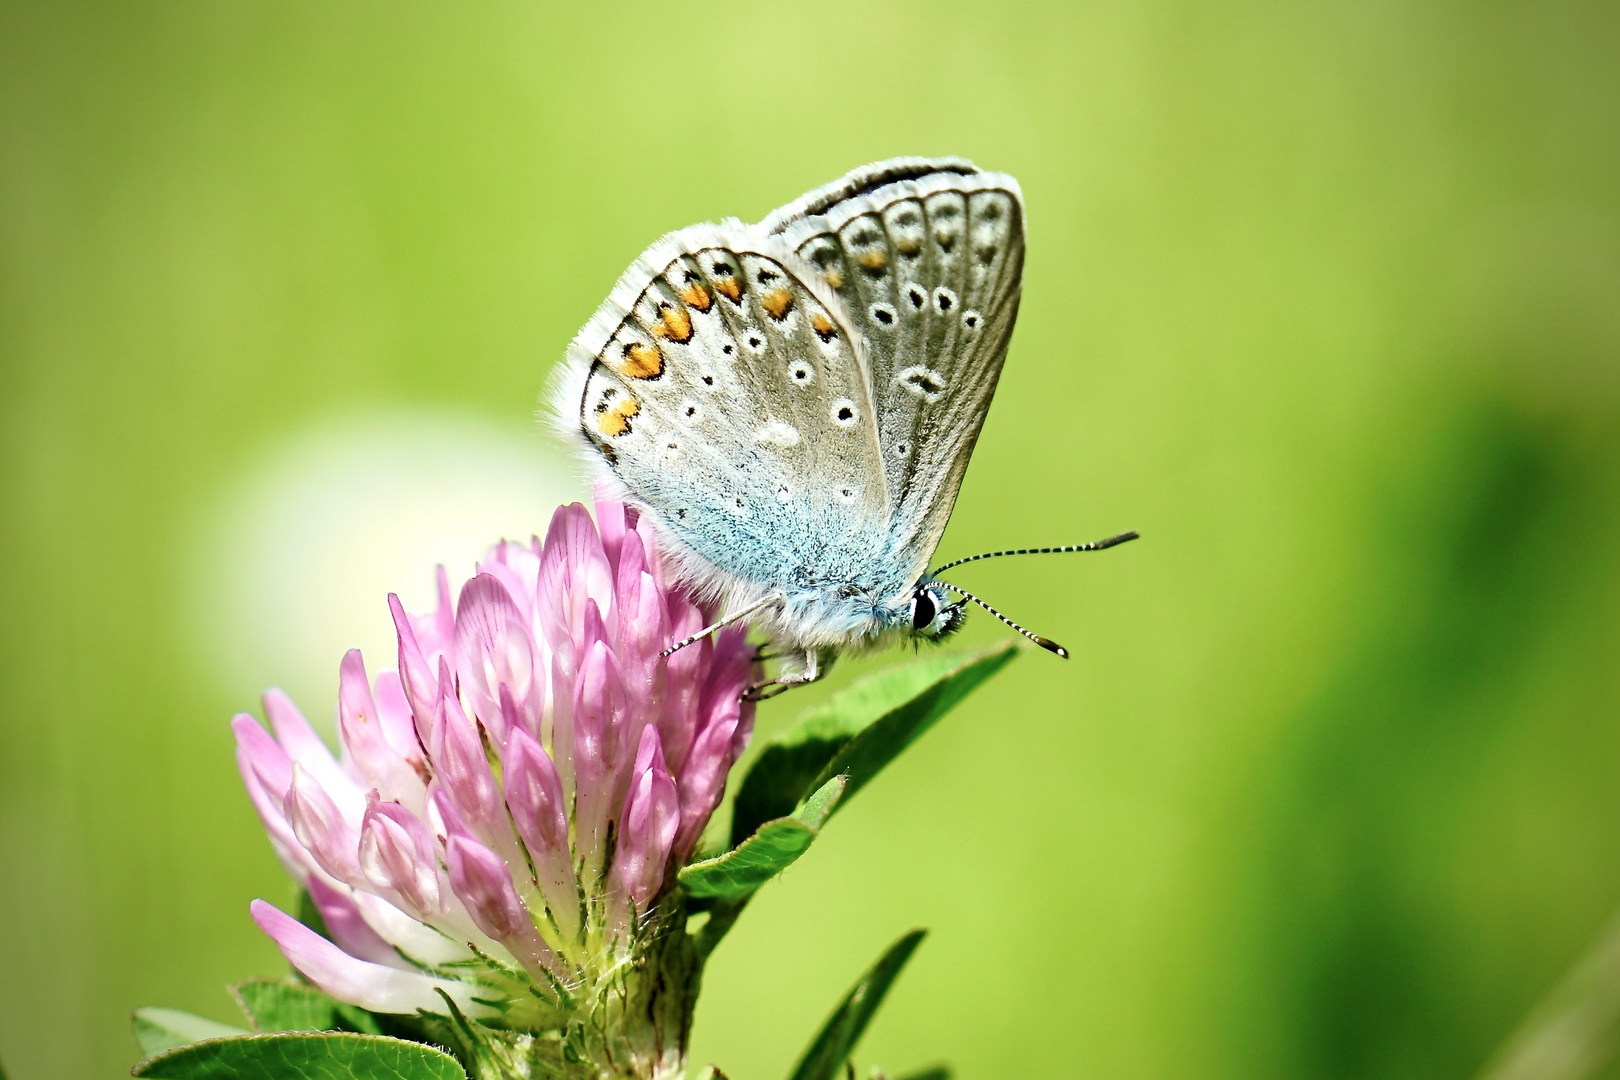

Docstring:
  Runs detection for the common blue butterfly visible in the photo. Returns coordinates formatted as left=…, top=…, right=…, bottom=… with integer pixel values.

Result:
left=552, top=158, right=1135, bottom=696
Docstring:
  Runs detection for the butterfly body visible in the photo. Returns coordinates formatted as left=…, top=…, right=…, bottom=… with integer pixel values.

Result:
left=553, top=158, right=1029, bottom=688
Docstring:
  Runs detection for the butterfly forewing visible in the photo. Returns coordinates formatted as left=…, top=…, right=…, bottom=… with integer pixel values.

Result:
left=568, top=227, right=889, bottom=602
left=770, top=166, right=1026, bottom=575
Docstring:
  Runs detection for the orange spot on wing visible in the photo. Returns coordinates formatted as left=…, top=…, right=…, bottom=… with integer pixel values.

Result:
left=597, top=398, right=640, bottom=437
left=715, top=276, right=742, bottom=304
left=618, top=342, right=664, bottom=379
left=761, top=288, right=794, bottom=321
left=658, top=305, right=693, bottom=342
left=856, top=250, right=888, bottom=273
left=811, top=312, right=837, bottom=342
left=895, top=237, right=921, bottom=256
left=677, top=282, right=712, bottom=311
left=823, top=268, right=844, bottom=289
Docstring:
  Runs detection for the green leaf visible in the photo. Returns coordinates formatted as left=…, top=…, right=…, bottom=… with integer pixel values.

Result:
left=229, top=979, right=381, bottom=1035
left=132, top=1032, right=467, bottom=1080
left=733, top=642, right=1017, bottom=845
left=787, top=930, right=928, bottom=1080
left=230, top=979, right=335, bottom=1033
left=681, top=775, right=846, bottom=900
left=131, top=1009, right=251, bottom=1058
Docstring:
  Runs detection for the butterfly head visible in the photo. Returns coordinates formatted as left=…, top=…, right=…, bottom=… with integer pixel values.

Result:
left=909, top=581, right=967, bottom=641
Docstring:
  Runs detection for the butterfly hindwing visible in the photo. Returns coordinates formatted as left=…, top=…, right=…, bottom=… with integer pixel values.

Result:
left=563, top=226, right=889, bottom=604
left=768, top=164, right=1026, bottom=576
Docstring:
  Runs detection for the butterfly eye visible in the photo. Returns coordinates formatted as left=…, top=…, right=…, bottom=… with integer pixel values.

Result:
left=911, top=590, right=937, bottom=632
left=830, top=399, right=859, bottom=428
left=962, top=310, right=981, bottom=331
left=869, top=302, right=897, bottom=327
left=906, top=284, right=926, bottom=310
left=789, top=361, right=815, bottom=385
left=934, top=287, right=957, bottom=312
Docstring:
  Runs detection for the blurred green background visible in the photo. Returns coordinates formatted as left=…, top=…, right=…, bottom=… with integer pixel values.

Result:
left=4, top=2, right=1620, bottom=1078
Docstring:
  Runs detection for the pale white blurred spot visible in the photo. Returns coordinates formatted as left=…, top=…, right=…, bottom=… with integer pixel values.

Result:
left=188, top=409, right=584, bottom=733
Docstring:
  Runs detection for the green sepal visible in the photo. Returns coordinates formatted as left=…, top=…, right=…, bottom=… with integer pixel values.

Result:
left=732, top=642, right=1017, bottom=846
left=131, top=1032, right=467, bottom=1079
left=787, top=929, right=928, bottom=1080
left=680, top=775, right=846, bottom=900
left=131, top=1009, right=251, bottom=1058
left=229, top=978, right=381, bottom=1034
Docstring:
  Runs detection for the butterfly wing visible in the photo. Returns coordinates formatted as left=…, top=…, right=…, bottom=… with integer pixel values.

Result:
left=552, top=224, right=890, bottom=610
left=766, top=160, right=1026, bottom=581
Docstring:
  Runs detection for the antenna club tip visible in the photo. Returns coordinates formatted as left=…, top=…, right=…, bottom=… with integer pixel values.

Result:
left=1035, top=637, right=1069, bottom=659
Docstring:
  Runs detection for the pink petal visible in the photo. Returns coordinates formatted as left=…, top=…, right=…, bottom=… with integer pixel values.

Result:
left=283, top=765, right=362, bottom=885
left=672, top=712, right=739, bottom=864
left=536, top=503, right=612, bottom=664
left=436, top=789, right=559, bottom=980
left=594, top=493, right=628, bottom=572
left=371, top=670, right=427, bottom=765
left=571, top=638, right=628, bottom=873
left=426, top=666, right=504, bottom=840
left=503, top=727, right=578, bottom=936
left=359, top=796, right=442, bottom=919
left=706, top=624, right=757, bottom=758
left=348, top=885, right=481, bottom=967
left=338, top=651, right=426, bottom=808
left=611, top=726, right=679, bottom=911
left=453, top=574, right=543, bottom=745
left=390, top=593, right=442, bottom=752
left=444, top=833, right=532, bottom=945
left=262, top=689, right=363, bottom=815
left=304, top=874, right=406, bottom=968
left=251, top=899, right=492, bottom=1017
left=233, top=713, right=292, bottom=801
left=235, top=730, right=316, bottom=883
left=476, top=540, right=541, bottom=629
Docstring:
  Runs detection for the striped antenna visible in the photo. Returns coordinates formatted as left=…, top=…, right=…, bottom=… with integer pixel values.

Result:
left=930, top=531, right=1139, bottom=577
left=936, top=582, right=1068, bottom=659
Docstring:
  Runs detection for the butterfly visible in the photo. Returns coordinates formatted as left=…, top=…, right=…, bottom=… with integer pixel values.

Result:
left=552, top=157, right=1135, bottom=696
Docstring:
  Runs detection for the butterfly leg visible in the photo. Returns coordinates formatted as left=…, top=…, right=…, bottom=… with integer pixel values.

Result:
left=743, top=648, right=830, bottom=701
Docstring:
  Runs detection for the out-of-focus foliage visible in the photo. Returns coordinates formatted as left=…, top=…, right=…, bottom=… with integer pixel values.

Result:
left=1, top=2, right=1617, bottom=1079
